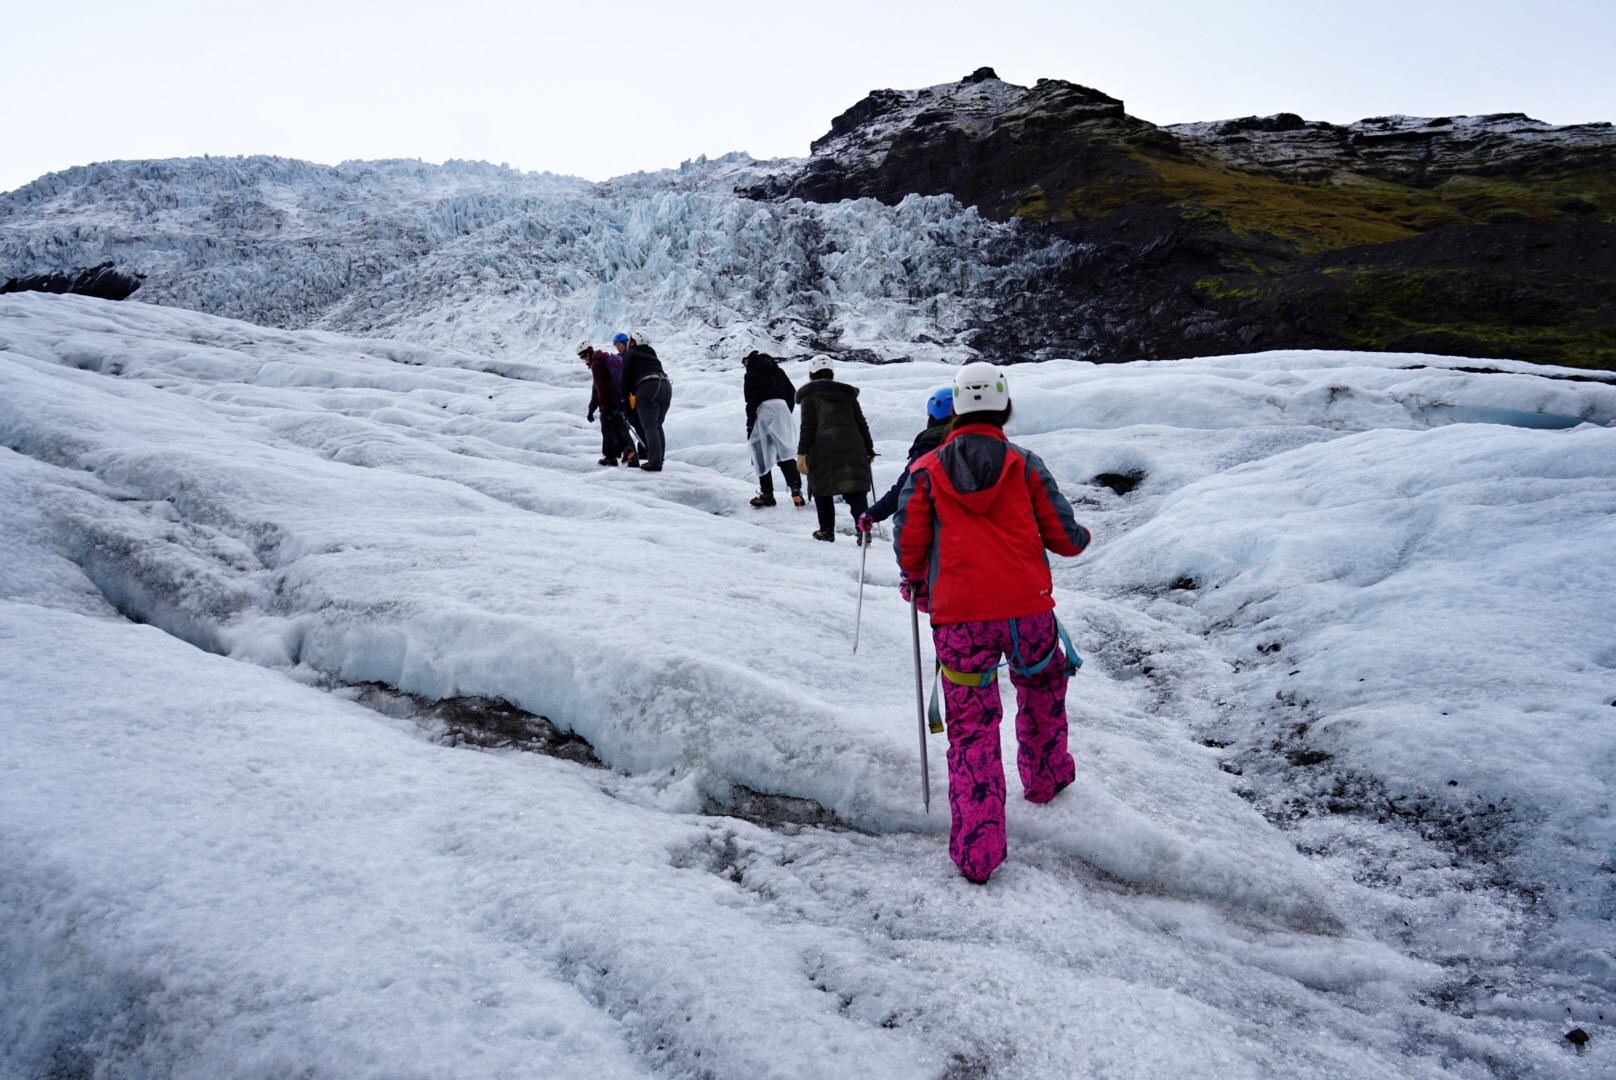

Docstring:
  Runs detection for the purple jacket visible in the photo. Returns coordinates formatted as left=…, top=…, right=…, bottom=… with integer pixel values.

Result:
left=586, top=350, right=624, bottom=412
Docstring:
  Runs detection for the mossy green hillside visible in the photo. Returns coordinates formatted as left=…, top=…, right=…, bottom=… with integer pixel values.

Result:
left=1016, top=138, right=1616, bottom=257
left=1198, top=269, right=1616, bottom=371
left=788, top=74, right=1616, bottom=367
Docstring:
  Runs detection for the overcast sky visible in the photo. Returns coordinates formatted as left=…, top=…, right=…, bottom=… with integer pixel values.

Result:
left=4, top=0, right=1613, bottom=193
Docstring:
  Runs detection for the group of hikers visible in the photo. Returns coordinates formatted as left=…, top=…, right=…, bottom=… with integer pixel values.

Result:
left=576, top=338, right=1092, bottom=885
left=743, top=350, right=880, bottom=541
left=578, top=332, right=672, bottom=471
left=577, top=337, right=883, bottom=541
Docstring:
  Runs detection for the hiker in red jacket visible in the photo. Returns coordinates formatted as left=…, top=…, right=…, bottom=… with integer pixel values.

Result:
left=891, top=362, right=1091, bottom=884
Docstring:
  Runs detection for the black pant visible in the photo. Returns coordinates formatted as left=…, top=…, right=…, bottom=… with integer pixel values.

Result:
left=815, top=490, right=868, bottom=534
left=634, top=377, right=672, bottom=466
left=622, top=392, right=647, bottom=456
left=599, top=410, right=634, bottom=460
left=625, top=405, right=647, bottom=453
left=758, top=458, right=802, bottom=496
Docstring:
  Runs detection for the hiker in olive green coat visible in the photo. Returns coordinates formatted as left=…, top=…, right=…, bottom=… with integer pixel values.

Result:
left=795, top=355, right=875, bottom=543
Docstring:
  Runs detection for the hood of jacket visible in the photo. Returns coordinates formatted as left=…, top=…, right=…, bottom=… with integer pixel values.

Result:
left=933, top=423, right=1013, bottom=512
left=744, top=353, right=791, bottom=402
left=908, top=422, right=951, bottom=460
left=796, top=379, right=860, bottom=405
left=744, top=353, right=781, bottom=377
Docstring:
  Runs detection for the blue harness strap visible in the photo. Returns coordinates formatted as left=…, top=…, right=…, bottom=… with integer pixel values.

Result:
left=1009, top=615, right=1083, bottom=678
left=926, top=615, right=1083, bottom=731
left=926, top=666, right=947, bottom=734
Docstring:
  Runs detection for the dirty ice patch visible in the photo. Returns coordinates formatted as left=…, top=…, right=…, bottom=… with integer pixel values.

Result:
left=0, top=600, right=1484, bottom=1080
left=0, top=293, right=1344, bottom=929
left=0, top=600, right=946, bottom=1080
left=1081, top=421, right=1616, bottom=976
left=5, top=293, right=1616, bottom=1074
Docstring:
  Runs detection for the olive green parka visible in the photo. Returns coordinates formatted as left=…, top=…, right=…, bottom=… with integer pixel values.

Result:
left=796, top=377, right=875, bottom=498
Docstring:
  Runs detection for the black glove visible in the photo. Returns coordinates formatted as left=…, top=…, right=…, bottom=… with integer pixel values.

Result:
left=587, top=408, right=597, bottom=422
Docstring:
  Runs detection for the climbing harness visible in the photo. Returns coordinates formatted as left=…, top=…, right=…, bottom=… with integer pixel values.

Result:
left=926, top=616, right=1082, bottom=733
left=1008, top=615, right=1082, bottom=679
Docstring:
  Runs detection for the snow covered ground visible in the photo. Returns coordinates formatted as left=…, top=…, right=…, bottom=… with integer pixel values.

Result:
left=2, top=291, right=1613, bottom=1078
left=0, top=155, right=1072, bottom=364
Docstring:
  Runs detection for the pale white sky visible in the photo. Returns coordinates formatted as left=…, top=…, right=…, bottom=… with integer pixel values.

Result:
left=3, top=0, right=1613, bottom=194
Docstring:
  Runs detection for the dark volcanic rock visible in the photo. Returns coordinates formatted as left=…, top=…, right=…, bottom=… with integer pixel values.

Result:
left=786, top=72, right=1137, bottom=220
left=1168, top=112, right=1616, bottom=184
left=1217, top=113, right=1309, bottom=135
left=752, top=70, right=1616, bottom=369
left=1093, top=470, right=1145, bottom=496
left=1, top=261, right=141, bottom=301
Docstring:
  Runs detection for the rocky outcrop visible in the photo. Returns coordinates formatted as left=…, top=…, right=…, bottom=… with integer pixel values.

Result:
left=750, top=71, right=1616, bottom=370
left=746, top=68, right=1148, bottom=221
left=1167, top=112, right=1616, bottom=186
left=1, top=261, right=142, bottom=301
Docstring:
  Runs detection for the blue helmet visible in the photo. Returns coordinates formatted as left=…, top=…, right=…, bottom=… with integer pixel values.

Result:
left=612, top=332, right=629, bottom=345
left=926, top=386, right=955, bottom=422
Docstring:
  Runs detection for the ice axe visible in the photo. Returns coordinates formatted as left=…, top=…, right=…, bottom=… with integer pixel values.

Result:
left=852, top=530, right=869, bottom=652
left=909, top=593, right=931, bottom=813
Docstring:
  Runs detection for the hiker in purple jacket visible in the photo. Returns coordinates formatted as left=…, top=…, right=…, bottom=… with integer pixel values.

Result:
left=579, top=340, right=636, bottom=466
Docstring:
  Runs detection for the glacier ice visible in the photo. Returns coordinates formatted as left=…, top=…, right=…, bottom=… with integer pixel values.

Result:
left=1, top=292, right=1613, bottom=1078
left=0, top=154, right=1077, bottom=366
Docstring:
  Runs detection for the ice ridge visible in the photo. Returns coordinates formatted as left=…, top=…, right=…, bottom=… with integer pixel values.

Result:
left=0, top=153, right=1077, bottom=365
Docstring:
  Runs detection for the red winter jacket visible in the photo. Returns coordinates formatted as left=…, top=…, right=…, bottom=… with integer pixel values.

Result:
left=892, top=423, right=1090, bottom=624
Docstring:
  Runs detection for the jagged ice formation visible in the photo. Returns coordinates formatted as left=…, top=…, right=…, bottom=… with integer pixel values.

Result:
left=0, top=153, right=1077, bottom=365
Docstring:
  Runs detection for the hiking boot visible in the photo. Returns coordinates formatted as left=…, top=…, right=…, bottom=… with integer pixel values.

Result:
left=598, top=456, right=618, bottom=467
left=639, top=461, right=663, bottom=472
left=621, top=451, right=638, bottom=466
left=750, top=492, right=776, bottom=507
left=790, top=490, right=806, bottom=507
left=812, top=529, right=836, bottom=542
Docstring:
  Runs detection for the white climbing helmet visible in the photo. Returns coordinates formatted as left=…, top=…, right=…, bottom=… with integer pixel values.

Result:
left=575, top=339, right=592, bottom=356
left=808, top=355, right=834, bottom=375
left=631, top=330, right=652, bottom=348
left=953, top=361, right=1009, bottom=414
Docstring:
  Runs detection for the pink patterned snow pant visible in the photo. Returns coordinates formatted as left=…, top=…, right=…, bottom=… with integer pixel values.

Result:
left=933, top=610, right=1076, bottom=881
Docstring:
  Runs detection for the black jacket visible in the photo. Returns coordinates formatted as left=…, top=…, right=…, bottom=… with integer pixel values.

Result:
left=742, top=353, right=796, bottom=430
left=620, top=344, right=666, bottom=401
left=867, top=422, right=951, bottom=522
left=796, top=378, right=874, bottom=498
